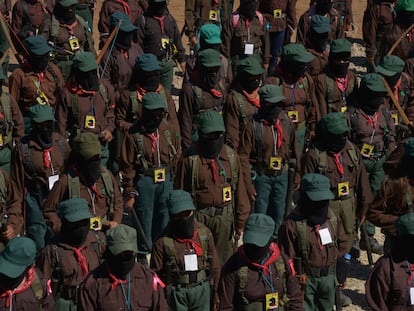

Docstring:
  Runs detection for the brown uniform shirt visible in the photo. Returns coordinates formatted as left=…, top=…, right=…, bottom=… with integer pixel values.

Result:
left=78, top=262, right=168, bottom=311
left=174, top=144, right=250, bottom=232
left=120, top=119, right=181, bottom=194
left=307, top=49, right=328, bottom=78
left=37, top=231, right=106, bottom=286
left=238, top=112, right=301, bottom=199
left=42, top=170, right=123, bottom=233
left=301, top=141, right=373, bottom=218
left=9, top=63, right=64, bottom=111
left=151, top=221, right=220, bottom=291
left=315, top=70, right=358, bottom=117
left=0, top=169, right=23, bottom=236
left=56, top=80, right=116, bottom=137
left=221, top=12, right=271, bottom=64
left=279, top=209, right=348, bottom=269
left=258, top=0, right=297, bottom=33
left=0, top=93, right=25, bottom=141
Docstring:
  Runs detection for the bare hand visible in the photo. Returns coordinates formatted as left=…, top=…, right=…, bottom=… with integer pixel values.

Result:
left=100, top=130, right=113, bottom=142
left=262, top=63, right=269, bottom=70
left=1, top=225, right=15, bottom=241
left=124, top=197, right=135, bottom=210
left=359, top=215, right=366, bottom=225
left=190, top=36, right=197, bottom=46
left=180, top=62, right=186, bottom=72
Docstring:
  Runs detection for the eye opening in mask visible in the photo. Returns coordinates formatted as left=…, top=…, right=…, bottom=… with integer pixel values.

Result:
left=33, top=120, right=54, bottom=130
left=149, top=108, right=167, bottom=119
left=171, top=210, right=193, bottom=221
left=199, top=131, right=224, bottom=140
left=143, top=70, right=161, bottom=78
left=115, top=250, right=136, bottom=260
left=204, top=66, right=221, bottom=74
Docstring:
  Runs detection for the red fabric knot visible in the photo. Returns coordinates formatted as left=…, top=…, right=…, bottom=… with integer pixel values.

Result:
left=241, top=88, right=260, bottom=108
left=136, top=85, right=163, bottom=101
left=145, top=132, right=160, bottom=153
left=60, top=20, right=78, bottom=35
left=37, top=72, right=44, bottom=83
left=262, top=119, right=283, bottom=149
left=408, top=263, right=414, bottom=285
left=107, top=264, right=128, bottom=291
left=174, top=228, right=203, bottom=256
left=116, top=0, right=130, bottom=15
left=72, top=246, right=88, bottom=277
left=192, top=71, right=223, bottom=98
left=362, top=111, right=381, bottom=129
left=0, top=267, right=35, bottom=308
left=238, top=242, right=281, bottom=276
left=393, top=77, right=402, bottom=104
left=65, top=82, right=96, bottom=96
left=210, top=159, right=218, bottom=183
left=153, top=16, right=166, bottom=34
left=43, top=147, right=52, bottom=168
left=332, top=152, right=344, bottom=177
left=335, top=75, right=348, bottom=93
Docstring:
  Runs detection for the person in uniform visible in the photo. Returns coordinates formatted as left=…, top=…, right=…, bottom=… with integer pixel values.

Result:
left=137, top=0, right=186, bottom=91
left=366, top=212, right=414, bottom=311
left=37, top=198, right=106, bottom=310
left=219, top=213, right=302, bottom=310
left=221, top=0, right=270, bottom=75
left=50, top=0, right=96, bottom=80
left=258, top=0, right=297, bottom=73
left=265, top=43, right=318, bottom=155
left=315, top=38, right=358, bottom=117
left=348, top=73, right=396, bottom=255
left=279, top=173, right=348, bottom=311
left=0, top=0, right=10, bottom=77
left=223, top=55, right=264, bottom=150
left=151, top=189, right=221, bottom=311
left=179, top=48, right=226, bottom=151
left=0, top=237, right=55, bottom=310
left=9, top=35, right=63, bottom=133
left=333, top=0, right=353, bottom=31
left=78, top=224, right=168, bottom=311
left=121, top=92, right=181, bottom=259
left=239, top=84, right=300, bottom=240
left=175, top=110, right=250, bottom=265
left=42, top=132, right=122, bottom=234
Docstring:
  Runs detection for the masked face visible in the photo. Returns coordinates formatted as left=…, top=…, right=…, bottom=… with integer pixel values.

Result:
left=363, top=96, right=384, bottom=115
left=76, top=69, right=99, bottom=92
left=385, top=73, right=402, bottom=89
left=239, top=0, right=258, bottom=19
left=55, top=4, right=76, bottom=24
left=138, top=71, right=161, bottom=92
left=243, top=241, right=271, bottom=262
left=170, top=211, right=195, bottom=238
left=324, top=132, right=347, bottom=153
left=29, top=54, right=50, bottom=73
left=316, top=0, right=333, bottom=15
left=33, top=121, right=54, bottom=149
left=80, top=156, right=101, bottom=184
left=309, top=30, right=329, bottom=53
left=0, top=270, right=28, bottom=292
left=149, top=1, right=166, bottom=16
left=239, top=73, right=261, bottom=93
left=281, top=61, right=307, bottom=82
left=198, top=131, right=225, bottom=159
left=200, top=65, right=221, bottom=89
left=141, top=108, right=165, bottom=133
left=329, top=53, right=351, bottom=78
left=258, top=102, right=282, bottom=124
left=300, top=193, right=330, bottom=225
left=115, top=30, right=133, bottom=50
left=107, top=251, right=136, bottom=279
left=60, top=219, right=90, bottom=247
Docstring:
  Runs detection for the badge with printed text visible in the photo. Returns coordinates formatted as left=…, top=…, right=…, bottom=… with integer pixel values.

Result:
left=265, top=292, right=279, bottom=310
left=85, top=115, right=96, bottom=129
left=269, top=156, right=282, bottom=170
left=0, top=134, right=3, bottom=147
left=209, top=10, right=219, bottom=21
left=154, top=168, right=166, bottom=183
left=337, top=181, right=350, bottom=197
left=222, top=186, right=232, bottom=203
left=341, top=106, right=348, bottom=113
left=391, top=113, right=399, bottom=125
left=161, top=35, right=170, bottom=50
left=360, top=143, right=374, bottom=158
left=273, top=9, right=282, bottom=18
left=244, top=43, right=254, bottom=55
left=90, top=217, right=102, bottom=231
left=288, top=110, right=299, bottom=123
left=69, top=35, right=80, bottom=51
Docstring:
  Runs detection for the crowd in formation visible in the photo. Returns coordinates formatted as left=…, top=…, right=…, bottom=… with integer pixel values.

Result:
left=0, top=0, right=414, bottom=309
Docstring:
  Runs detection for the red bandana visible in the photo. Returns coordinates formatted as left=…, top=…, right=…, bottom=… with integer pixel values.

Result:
left=262, top=119, right=283, bottom=149
left=0, top=267, right=35, bottom=308
left=72, top=246, right=88, bottom=277
left=174, top=229, right=203, bottom=256
left=241, top=88, right=260, bottom=108
left=362, top=111, right=381, bottom=129
left=43, top=147, right=52, bottom=168
left=116, top=0, right=130, bottom=15
left=107, top=264, right=127, bottom=291
left=66, top=82, right=96, bottom=96
left=193, top=71, right=223, bottom=98
left=238, top=242, right=281, bottom=276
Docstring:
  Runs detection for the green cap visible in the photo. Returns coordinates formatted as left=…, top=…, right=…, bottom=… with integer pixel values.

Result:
left=142, top=92, right=166, bottom=110
left=259, top=84, right=286, bottom=104
left=396, top=0, right=414, bottom=11
left=395, top=213, right=414, bottom=236
left=106, top=224, right=139, bottom=255
left=56, top=0, right=78, bottom=7
left=360, top=73, right=387, bottom=93
left=243, top=214, right=275, bottom=247
left=73, top=52, right=98, bottom=72
left=24, top=35, right=53, bottom=56
left=29, top=104, right=56, bottom=123
left=198, top=110, right=225, bottom=134
left=199, top=24, right=222, bottom=45
left=404, top=138, right=414, bottom=157
left=167, top=190, right=196, bottom=215
left=110, top=11, right=137, bottom=32
left=0, top=237, right=36, bottom=278
left=72, top=132, right=102, bottom=160
left=135, top=53, right=162, bottom=72
left=330, top=38, right=352, bottom=54
left=281, top=43, right=314, bottom=64
left=238, top=56, right=265, bottom=76
left=57, top=198, right=92, bottom=222
left=197, top=48, right=222, bottom=68
left=320, top=112, right=349, bottom=135
left=311, top=15, right=331, bottom=34
left=301, top=173, right=334, bottom=201
left=376, top=55, right=406, bottom=77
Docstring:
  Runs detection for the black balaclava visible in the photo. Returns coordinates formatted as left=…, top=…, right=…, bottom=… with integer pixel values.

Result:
left=392, top=234, right=414, bottom=263
left=141, top=108, right=164, bottom=133
left=60, top=219, right=90, bottom=247
left=115, top=30, right=133, bottom=50
left=75, top=69, right=99, bottom=92
left=281, top=60, right=307, bottom=82
left=32, top=121, right=54, bottom=149
left=360, top=88, right=385, bottom=115
left=170, top=213, right=195, bottom=238
left=405, top=155, right=414, bottom=181
left=396, top=10, right=414, bottom=30
left=29, top=54, right=50, bottom=73
left=384, top=73, right=402, bottom=89
left=198, top=132, right=225, bottom=159
left=199, top=65, right=221, bottom=89
left=137, top=69, right=161, bottom=92
left=0, top=269, right=28, bottom=291
left=107, top=251, right=136, bottom=279
left=239, top=0, right=257, bottom=20
left=258, top=102, right=282, bottom=124
left=329, top=53, right=351, bottom=78
left=239, top=73, right=261, bottom=93
left=309, top=30, right=329, bottom=53
left=148, top=1, right=166, bottom=17
left=315, top=0, right=333, bottom=15
left=79, top=157, right=101, bottom=184
left=300, top=193, right=330, bottom=226
left=319, top=131, right=348, bottom=153
left=199, top=41, right=221, bottom=52
left=243, top=240, right=272, bottom=263
left=54, top=3, right=76, bottom=24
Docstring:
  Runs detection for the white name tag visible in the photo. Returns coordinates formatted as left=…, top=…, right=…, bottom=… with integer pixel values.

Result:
left=319, top=227, right=333, bottom=245
left=184, top=253, right=198, bottom=271
left=48, top=175, right=59, bottom=190
left=244, top=43, right=254, bottom=55
left=410, top=288, right=414, bottom=305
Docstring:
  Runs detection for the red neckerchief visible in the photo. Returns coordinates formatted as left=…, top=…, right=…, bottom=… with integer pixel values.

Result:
left=361, top=111, right=381, bottom=129
left=195, top=143, right=219, bottom=182
left=153, top=16, right=166, bottom=34
left=408, top=262, right=414, bottom=285
left=241, top=88, right=260, bottom=108
left=393, top=76, right=402, bottom=104
left=145, top=131, right=160, bottom=153
left=22, top=61, right=46, bottom=76
left=314, top=224, right=324, bottom=250
left=136, top=84, right=163, bottom=101
left=193, top=71, right=223, bottom=98
left=330, top=152, right=344, bottom=177
left=118, top=47, right=129, bottom=59
left=71, top=245, right=88, bottom=277
left=66, top=82, right=96, bottom=96
left=173, top=228, right=203, bottom=256
left=116, top=0, right=130, bottom=16
left=0, top=267, right=35, bottom=308
left=262, top=119, right=283, bottom=149
left=238, top=242, right=280, bottom=276
left=69, top=164, right=101, bottom=196
left=60, top=20, right=78, bottom=36
left=335, top=75, right=349, bottom=93
left=106, top=264, right=127, bottom=291
left=37, top=72, right=44, bottom=84
left=43, top=147, right=53, bottom=168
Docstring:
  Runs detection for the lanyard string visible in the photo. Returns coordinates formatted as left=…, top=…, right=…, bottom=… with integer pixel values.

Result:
left=245, top=19, right=250, bottom=42
left=271, top=126, right=278, bottom=156
left=260, top=258, right=274, bottom=292
left=49, top=151, right=55, bottom=175
left=86, top=187, right=96, bottom=215
left=215, top=156, right=227, bottom=182
left=120, top=273, right=131, bottom=310
left=156, top=129, right=161, bottom=166
left=290, top=84, right=295, bottom=108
